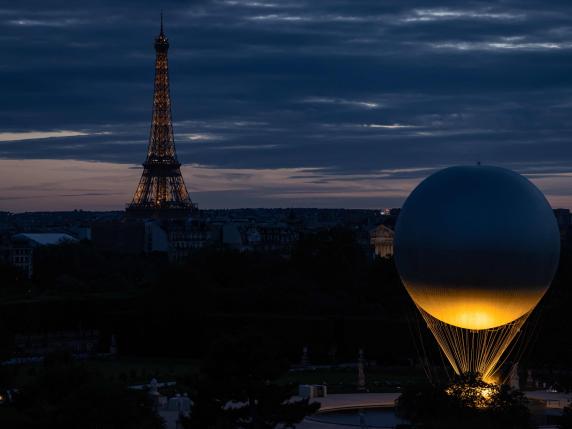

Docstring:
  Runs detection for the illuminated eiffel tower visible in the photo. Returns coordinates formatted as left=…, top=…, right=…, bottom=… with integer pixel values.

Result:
left=126, top=15, right=196, bottom=219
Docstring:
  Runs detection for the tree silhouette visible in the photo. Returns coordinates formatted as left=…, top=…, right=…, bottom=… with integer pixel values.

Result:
left=396, top=373, right=532, bottom=429
left=0, top=364, right=164, bottom=429
left=186, top=333, right=319, bottom=428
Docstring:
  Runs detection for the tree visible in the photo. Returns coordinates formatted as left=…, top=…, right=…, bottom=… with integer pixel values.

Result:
left=291, top=228, right=368, bottom=293
left=186, top=334, right=320, bottom=428
left=0, top=321, right=13, bottom=363
left=0, top=365, right=164, bottom=429
left=396, top=373, right=533, bottom=429
left=0, top=261, right=28, bottom=292
left=561, top=404, right=572, bottom=429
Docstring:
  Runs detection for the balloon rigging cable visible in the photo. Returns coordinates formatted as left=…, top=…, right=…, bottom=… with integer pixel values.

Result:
left=417, top=305, right=530, bottom=383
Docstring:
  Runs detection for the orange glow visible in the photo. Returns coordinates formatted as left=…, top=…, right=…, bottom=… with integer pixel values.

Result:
left=446, top=383, right=498, bottom=407
left=406, top=285, right=547, bottom=330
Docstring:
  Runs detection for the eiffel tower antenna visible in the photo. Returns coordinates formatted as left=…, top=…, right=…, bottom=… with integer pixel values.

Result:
left=126, top=16, right=197, bottom=219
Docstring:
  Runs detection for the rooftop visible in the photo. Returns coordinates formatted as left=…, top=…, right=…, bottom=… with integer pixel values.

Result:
left=13, top=233, right=78, bottom=246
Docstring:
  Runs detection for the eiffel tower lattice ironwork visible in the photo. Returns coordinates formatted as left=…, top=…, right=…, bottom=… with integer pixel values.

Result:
left=126, top=16, right=197, bottom=219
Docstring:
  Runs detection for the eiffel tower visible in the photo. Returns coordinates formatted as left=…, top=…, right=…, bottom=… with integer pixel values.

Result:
left=126, top=15, right=197, bottom=220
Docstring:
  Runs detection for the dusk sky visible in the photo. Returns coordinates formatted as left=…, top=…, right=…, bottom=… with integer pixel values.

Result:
left=2, top=0, right=572, bottom=211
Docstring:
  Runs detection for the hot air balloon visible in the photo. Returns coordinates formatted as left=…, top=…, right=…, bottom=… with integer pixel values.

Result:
left=394, top=166, right=560, bottom=383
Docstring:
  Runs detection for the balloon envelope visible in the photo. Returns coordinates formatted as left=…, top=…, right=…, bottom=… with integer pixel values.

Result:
left=395, top=166, right=560, bottom=330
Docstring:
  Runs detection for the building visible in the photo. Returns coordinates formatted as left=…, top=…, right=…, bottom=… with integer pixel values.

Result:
left=144, top=221, right=169, bottom=253
left=92, top=221, right=146, bottom=254
left=12, top=330, right=100, bottom=359
left=10, top=233, right=78, bottom=278
left=0, top=234, right=11, bottom=265
left=91, top=220, right=169, bottom=254
left=370, top=224, right=394, bottom=258
left=168, top=220, right=221, bottom=262
left=255, top=223, right=299, bottom=253
left=554, top=208, right=571, bottom=235
left=222, top=223, right=244, bottom=250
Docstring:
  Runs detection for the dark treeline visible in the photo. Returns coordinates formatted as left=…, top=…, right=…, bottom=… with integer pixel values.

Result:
left=1, top=227, right=572, bottom=373
left=0, top=228, right=415, bottom=365
left=0, top=363, right=164, bottom=429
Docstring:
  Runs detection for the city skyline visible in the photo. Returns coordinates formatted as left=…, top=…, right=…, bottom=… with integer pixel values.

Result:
left=2, top=1, right=572, bottom=211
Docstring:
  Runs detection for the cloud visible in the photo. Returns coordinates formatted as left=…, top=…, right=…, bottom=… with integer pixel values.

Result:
left=402, top=8, right=525, bottom=23
left=221, top=0, right=293, bottom=8
left=2, top=0, right=572, bottom=209
left=0, top=130, right=90, bottom=142
left=180, top=133, right=225, bottom=141
left=247, top=14, right=309, bottom=22
left=5, top=158, right=572, bottom=212
left=362, top=123, right=419, bottom=129
left=428, top=39, right=571, bottom=51
left=7, top=18, right=84, bottom=27
left=302, top=97, right=381, bottom=109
